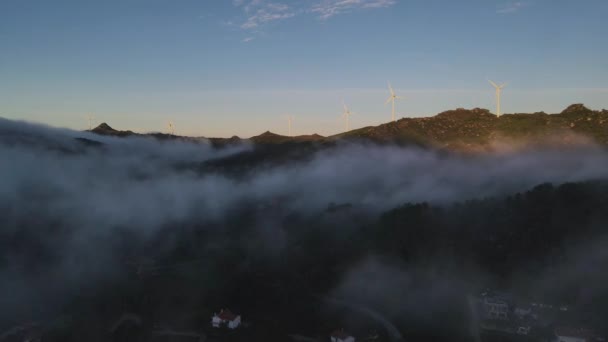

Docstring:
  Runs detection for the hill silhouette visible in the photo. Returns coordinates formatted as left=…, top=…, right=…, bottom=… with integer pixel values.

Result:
left=333, top=104, right=608, bottom=151
left=86, top=104, right=608, bottom=152
left=90, top=123, right=136, bottom=137
left=250, top=131, right=292, bottom=144
left=249, top=131, right=325, bottom=144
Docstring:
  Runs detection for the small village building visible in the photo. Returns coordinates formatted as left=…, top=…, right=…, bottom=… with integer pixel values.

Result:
left=482, top=296, right=509, bottom=320
left=211, top=309, right=241, bottom=329
left=480, top=291, right=512, bottom=320
left=514, top=306, right=532, bottom=318
left=516, top=326, right=531, bottom=335
left=330, top=329, right=355, bottom=342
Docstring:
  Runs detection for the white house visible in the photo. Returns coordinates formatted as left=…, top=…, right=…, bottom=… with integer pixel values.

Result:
left=211, top=309, right=241, bottom=330
left=482, top=296, right=509, bottom=320
left=331, top=329, right=355, bottom=342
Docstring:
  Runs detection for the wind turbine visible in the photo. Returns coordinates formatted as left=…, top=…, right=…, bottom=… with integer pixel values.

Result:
left=285, top=115, right=294, bottom=136
left=385, top=82, right=404, bottom=122
left=86, top=114, right=96, bottom=130
left=167, top=121, right=175, bottom=135
left=341, top=102, right=353, bottom=132
left=489, top=80, right=507, bottom=117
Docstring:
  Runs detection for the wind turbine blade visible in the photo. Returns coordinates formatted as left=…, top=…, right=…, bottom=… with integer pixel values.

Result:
left=488, top=80, right=499, bottom=88
left=388, top=82, right=395, bottom=96
left=385, top=96, right=392, bottom=105
left=500, top=83, right=508, bottom=88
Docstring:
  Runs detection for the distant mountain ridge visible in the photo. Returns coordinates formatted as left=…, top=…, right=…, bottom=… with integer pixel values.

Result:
left=88, top=123, right=327, bottom=146
left=87, top=104, right=608, bottom=151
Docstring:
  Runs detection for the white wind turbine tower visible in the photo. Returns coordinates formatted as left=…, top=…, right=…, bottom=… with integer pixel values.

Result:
left=385, top=82, right=404, bottom=122
left=86, top=114, right=96, bottom=130
left=285, top=115, right=294, bottom=136
left=489, top=80, right=507, bottom=117
left=341, top=102, right=353, bottom=132
left=167, top=121, right=175, bottom=135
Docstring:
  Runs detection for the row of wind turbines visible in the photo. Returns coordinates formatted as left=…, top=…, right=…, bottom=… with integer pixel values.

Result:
left=337, top=80, right=506, bottom=135
left=85, top=80, right=507, bottom=136
left=339, top=82, right=401, bottom=133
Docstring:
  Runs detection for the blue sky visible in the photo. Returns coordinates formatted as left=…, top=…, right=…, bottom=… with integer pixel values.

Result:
left=1, top=0, right=607, bottom=137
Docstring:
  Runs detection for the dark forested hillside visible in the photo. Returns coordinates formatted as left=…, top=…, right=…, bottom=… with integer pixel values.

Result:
left=377, top=181, right=608, bottom=274
left=3, top=180, right=608, bottom=341
left=3, top=118, right=608, bottom=341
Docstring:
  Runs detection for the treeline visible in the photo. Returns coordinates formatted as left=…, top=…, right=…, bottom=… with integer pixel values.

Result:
left=4, top=181, right=608, bottom=340
left=375, top=181, right=608, bottom=275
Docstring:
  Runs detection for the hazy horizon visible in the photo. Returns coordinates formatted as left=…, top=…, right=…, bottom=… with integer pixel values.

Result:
left=3, top=101, right=608, bottom=139
left=2, top=0, right=607, bottom=137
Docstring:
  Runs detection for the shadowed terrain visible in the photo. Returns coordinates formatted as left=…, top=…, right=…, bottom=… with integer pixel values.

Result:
left=1, top=109, right=607, bottom=341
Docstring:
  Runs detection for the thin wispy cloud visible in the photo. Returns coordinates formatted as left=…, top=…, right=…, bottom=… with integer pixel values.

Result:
left=232, top=0, right=397, bottom=32
left=242, top=36, right=255, bottom=43
left=235, top=0, right=296, bottom=29
left=497, top=1, right=527, bottom=14
left=311, top=0, right=397, bottom=20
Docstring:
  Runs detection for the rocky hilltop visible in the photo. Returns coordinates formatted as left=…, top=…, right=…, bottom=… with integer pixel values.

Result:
left=335, top=104, right=608, bottom=151
left=90, top=123, right=136, bottom=137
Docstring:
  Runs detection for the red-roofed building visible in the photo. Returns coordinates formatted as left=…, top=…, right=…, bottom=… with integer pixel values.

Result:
left=330, top=329, right=355, bottom=342
left=211, top=309, right=241, bottom=330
